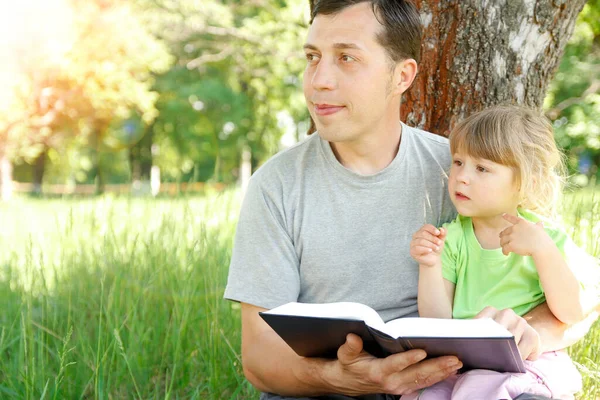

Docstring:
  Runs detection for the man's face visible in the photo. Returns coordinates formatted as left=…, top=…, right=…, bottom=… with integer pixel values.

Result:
left=303, top=3, right=400, bottom=143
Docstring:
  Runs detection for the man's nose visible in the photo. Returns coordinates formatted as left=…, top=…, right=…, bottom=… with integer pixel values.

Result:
left=311, top=59, right=336, bottom=91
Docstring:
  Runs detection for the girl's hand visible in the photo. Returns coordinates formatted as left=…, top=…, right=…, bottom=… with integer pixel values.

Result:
left=410, top=224, right=446, bottom=267
left=499, top=214, right=553, bottom=257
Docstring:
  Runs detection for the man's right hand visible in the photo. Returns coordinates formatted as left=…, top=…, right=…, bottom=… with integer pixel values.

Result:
left=325, top=333, right=463, bottom=396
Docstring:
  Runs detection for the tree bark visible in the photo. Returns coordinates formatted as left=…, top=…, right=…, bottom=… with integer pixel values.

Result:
left=129, top=126, right=154, bottom=182
left=0, top=152, right=13, bottom=201
left=307, top=0, right=586, bottom=135
left=90, top=128, right=104, bottom=195
left=32, top=147, right=48, bottom=195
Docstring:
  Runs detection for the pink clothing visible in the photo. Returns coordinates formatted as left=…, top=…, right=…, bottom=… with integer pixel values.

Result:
left=402, top=351, right=581, bottom=400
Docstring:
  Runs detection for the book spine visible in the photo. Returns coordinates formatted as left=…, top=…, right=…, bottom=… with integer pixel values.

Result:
left=367, top=327, right=408, bottom=356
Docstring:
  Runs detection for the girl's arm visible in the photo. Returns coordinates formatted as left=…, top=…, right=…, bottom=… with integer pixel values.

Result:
left=500, top=214, right=585, bottom=324
left=532, top=242, right=585, bottom=324
left=418, top=267, right=455, bottom=319
left=410, top=224, right=454, bottom=319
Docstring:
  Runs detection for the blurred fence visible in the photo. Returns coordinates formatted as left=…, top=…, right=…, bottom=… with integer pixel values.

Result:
left=12, top=181, right=227, bottom=196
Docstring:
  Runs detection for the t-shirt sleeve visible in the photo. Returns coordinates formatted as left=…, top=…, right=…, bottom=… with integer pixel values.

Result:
left=223, top=173, right=300, bottom=309
left=441, top=219, right=460, bottom=284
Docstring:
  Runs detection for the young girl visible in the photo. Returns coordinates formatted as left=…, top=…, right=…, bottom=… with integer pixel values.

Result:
left=406, top=105, right=592, bottom=399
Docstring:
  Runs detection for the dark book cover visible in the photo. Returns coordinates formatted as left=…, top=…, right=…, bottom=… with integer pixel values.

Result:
left=260, top=312, right=525, bottom=373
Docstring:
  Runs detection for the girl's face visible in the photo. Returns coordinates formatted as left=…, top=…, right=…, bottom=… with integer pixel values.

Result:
left=448, top=151, right=521, bottom=219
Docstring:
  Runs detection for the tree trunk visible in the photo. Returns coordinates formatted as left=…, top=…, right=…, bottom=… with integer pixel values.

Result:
left=129, top=127, right=155, bottom=195
left=32, top=147, right=48, bottom=195
left=129, top=127, right=153, bottom=182
left=0, top=152, right=13, bottom=201
left=307, top=0, right=585, bottom=135
left=90, top=129, right=104, bottom=195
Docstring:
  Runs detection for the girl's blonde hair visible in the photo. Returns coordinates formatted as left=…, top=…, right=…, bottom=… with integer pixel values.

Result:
left=449, top=105, right=565, bottom=217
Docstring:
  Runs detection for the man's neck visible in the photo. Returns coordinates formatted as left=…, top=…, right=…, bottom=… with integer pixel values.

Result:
left=329, top=122, right=403, bottom=175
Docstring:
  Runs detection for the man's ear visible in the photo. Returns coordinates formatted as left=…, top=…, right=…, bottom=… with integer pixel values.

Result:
left=393, top=58, right=418, bottom=96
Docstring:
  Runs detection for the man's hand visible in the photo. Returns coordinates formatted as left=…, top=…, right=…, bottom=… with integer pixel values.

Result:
left=475, top=306, right=541, bottom=361
left=243, top=303, right=463, bottom=397
left=499, top=213, right=552, bottom=257
left=410, top=225, right=447, bottom=267
left=327, top=333, right=463, bottom=396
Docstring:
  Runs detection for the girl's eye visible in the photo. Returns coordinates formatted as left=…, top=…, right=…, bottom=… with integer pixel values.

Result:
left=477, top=166, right=487, bottom=172
left=453, top=160, right=462, bottom=166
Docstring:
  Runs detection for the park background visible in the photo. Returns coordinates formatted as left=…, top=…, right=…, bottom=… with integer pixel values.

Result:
left=0, top=0, right=599, bottom=398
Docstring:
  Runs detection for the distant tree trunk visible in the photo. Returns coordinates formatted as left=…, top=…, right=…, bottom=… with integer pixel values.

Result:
left=211, top=133, right=221, bottom=182
left=240, top=144, right=252, bottom=196
left=90, top=128, right=105, bottom=195
left=307, top=0, right=586, bottom=135
left=0, top=123, right=18, bottom=201
left=0, top=152, right=13, bottom=201
left=129, top=127, right=153, bottom=182
left=129, top=126, right=155, bottom=196
left=32, top=147, right=48, bottom=195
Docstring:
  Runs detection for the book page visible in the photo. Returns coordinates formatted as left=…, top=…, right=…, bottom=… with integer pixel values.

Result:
left=264, top=302, right=385, bottom=329
left=381, top=317, right=513, bottom=339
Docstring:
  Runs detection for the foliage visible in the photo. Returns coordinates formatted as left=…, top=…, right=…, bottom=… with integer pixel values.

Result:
left=135, top=0, right=309, bottom=183
left=1, top=0, right=171, bottom=172
left=2, top=0, right=599, bottom=188
left=545, top=0, right=600, bottom=182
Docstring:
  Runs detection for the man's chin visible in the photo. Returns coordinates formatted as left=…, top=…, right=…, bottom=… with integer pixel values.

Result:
left=314, top=127, right=336, bottom=140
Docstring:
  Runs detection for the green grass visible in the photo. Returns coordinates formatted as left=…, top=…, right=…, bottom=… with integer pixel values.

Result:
left=0, top=188, right=599, bottom=399
left=0, top=190, right=254, bottom=399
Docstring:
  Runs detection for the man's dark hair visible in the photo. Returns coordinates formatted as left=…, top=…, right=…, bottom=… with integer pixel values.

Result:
left=310, top=0, right=422, bottom=63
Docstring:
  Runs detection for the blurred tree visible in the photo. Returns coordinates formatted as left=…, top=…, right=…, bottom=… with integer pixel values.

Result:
left=545, top=0, right=600, bottom=181
left=1, top=0, right=171, bottom=194
left=134, top=0, right=308, bottom=184
left=62, top=0, right=172, bottom=193
left=307, top=0, right=586, bottom=136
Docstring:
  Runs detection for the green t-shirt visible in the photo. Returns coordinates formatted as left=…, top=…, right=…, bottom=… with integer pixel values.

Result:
left=442, top=209, right=581, bottom=319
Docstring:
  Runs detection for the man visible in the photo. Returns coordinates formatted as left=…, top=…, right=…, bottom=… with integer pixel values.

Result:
left=225, top=1, right=597, bottom=398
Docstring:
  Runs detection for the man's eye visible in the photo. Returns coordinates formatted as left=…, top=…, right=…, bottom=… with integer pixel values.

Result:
left=341, top=55, right=355, bottom=63
left=305, top=53, right=319, bottom=62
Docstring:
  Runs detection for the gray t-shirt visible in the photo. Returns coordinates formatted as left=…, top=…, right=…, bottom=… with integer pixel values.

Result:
left=224, top=123, right=456, bottom=322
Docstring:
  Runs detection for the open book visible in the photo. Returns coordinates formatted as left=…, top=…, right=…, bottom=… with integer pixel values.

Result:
left=260, top=302, right=525, bottom=373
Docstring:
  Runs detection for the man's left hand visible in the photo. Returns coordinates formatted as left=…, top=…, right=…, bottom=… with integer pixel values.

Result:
left=475, top=306, right=541, bottom=360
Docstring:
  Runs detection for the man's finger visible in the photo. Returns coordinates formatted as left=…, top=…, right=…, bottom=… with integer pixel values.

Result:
left=514, top=321, right=541, bottom=361
left=517, top=332, right=539, bottom=361
left=337, top=333, right=365, bottom=362
left=473, top=306, right=498, bottom=320
left=526, top=341, right=541, bottom=361
left=502, top=213, right=522, bottom=225
left=509, top=317, right=526, bottom=346
left=406, top=366, right=459, bottom=395
left=382, top=349, right=427, bottom=374
left=395, top=356, right=462, bottom=393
